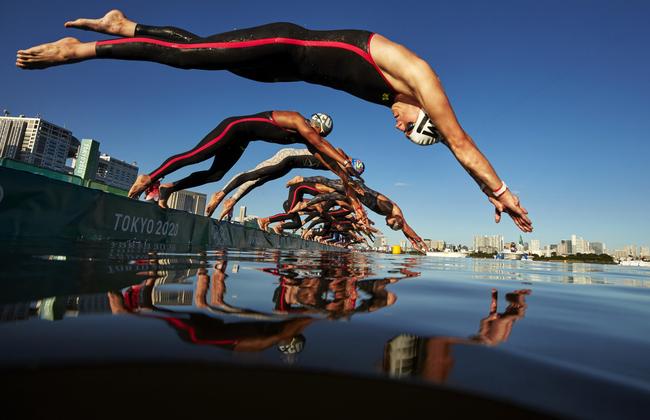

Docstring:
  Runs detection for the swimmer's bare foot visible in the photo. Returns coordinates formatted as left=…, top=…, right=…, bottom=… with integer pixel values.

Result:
left=257, top=217, right=270, bottom=231
left=158, top=183, right=174, bottom=208
left=64, top=9, right=136, bottom=37
left=272, top=225, right=284, bottom=235
left=16, top=37, right=95, bottom=70
left=206, top=191, right=225, bottom=217
left=128, top=174, right=152, bottom=199
left=218, top=197, right=236, bottom=221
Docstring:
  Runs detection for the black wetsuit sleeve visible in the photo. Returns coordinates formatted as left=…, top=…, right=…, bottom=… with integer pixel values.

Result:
left=135, top=24, right=200, bottom=42
left=302, top=176, right=344, bottom=191
left=306, top=192, right=347, bottom=207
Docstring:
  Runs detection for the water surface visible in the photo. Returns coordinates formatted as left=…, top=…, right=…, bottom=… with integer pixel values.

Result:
left=1, top=242, right=649, bottom=418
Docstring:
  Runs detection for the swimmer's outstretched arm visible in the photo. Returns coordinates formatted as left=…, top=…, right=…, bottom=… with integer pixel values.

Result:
left=440, top=135, right=532, bottom=233
left=372, top=37, right=532, bottom=232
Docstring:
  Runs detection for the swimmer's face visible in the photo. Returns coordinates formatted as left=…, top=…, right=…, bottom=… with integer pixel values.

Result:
left=309, top=120, right=323, bottom=135
left=391, top=102, right=420, bottom=136
left=386, top=215, right=404, bottom=231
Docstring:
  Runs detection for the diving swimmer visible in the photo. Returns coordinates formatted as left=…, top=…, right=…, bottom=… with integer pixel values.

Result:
left=125, top=110, right=367, bottom=225
left=17, top=9, right=532, bottom=233
left=205, top=147, right=364, bottom=218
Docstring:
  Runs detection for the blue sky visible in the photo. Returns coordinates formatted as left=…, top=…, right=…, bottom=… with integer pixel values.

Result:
left=2, top=0, right=649, bottom=250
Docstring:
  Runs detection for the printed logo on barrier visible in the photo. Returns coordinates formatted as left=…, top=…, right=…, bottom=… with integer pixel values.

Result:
left=112, top=213, right=179, bottom=237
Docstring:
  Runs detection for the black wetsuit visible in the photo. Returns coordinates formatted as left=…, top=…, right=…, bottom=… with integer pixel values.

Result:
left=96, top=22, right=396, bottom=106
left=268, top=183, right=322, bottom=230
left=303, top=176, right=391, bottom=215
left=148, top=111, right=303, bottom=193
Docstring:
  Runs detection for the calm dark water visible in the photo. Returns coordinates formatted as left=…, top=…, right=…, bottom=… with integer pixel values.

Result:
left=1, top=242, right=649, bottom=418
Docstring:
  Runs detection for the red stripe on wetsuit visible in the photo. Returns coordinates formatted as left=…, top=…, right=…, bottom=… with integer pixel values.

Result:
left=270, top=185, right=320, bottom=219
left=149, top=117, right=275, bottom=179
left=97, top=34, right=394, bottom=93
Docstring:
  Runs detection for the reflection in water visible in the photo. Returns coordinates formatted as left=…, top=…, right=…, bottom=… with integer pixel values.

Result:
left=384, top=289, right=531, bottom=384
left=0, top=251, right=425, bottom=363
left=2, top=244, right=650, bottom=419
left=0, top=248, right=534, bottom=381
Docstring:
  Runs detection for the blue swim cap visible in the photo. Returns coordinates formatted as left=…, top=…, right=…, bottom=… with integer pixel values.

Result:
left=310, top=113, right=333, bottom=137
left=351, top=158, right=365, bottom=175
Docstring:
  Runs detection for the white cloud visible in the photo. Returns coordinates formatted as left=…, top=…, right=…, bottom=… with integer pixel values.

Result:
left=394, top=182, right=409, bottom=187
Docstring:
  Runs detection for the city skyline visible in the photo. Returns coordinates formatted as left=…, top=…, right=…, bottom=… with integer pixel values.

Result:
left=2, top=0, right=649, bottom=249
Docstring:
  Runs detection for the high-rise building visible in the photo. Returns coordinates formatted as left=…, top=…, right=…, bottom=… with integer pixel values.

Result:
left=167, top=190, right=207, bottom=215
left=529, top=239, right=541, bottom=254
left=0, top=116, right=28, bottom=159
left=558, top=240, right=572, bottom=255
left=430, top=240, right=445, bottom=251
left=590, top=242, right=605, bottom=255
left=0, top=115, right=73, bottom=171
left=640, top=247, right=650, bottom=258
left=238, top=206, right=247, bottom=223
left=73, top=139, right=100, bottom=181
left=95, top=154, right=138, bottom=190
left=473, top=235, right=503, bottom=253
left=372, top=232, right=386, bottom=249
left=571, top=234, right=588, bottom=254
left=623, top=245, right=638, bottom=258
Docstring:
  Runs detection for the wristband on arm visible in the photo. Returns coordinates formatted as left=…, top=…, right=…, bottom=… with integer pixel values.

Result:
left=493, top=182, right=508, bottom=197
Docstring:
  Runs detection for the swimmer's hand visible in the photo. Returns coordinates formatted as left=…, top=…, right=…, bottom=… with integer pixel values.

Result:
left=409, top=238, right=428, bottom=254
left=489, top=190, right=533, bottom=233
left=339, top=160, right=360, bottom=178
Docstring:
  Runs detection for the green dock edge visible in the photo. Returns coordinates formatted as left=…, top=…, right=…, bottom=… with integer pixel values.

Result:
left=0, top=165, right=340, bottom=252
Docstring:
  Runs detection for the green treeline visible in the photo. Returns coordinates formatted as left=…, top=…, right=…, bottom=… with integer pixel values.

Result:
left=468, top=252, right=616, bottom=264
left=469, top=252, right=497, bottom=258
left=533, top=253, right=616, bottom=264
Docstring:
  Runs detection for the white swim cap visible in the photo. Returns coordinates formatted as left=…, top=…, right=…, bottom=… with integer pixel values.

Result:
left=406, top=109, right=443, bottom=146
left=310, top=113, right=333, bottom=137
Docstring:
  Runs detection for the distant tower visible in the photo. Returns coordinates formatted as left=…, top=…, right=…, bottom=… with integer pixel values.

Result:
left=238, top=206, right=247, bottom=223
left=73, top=139, right=100, bottom=181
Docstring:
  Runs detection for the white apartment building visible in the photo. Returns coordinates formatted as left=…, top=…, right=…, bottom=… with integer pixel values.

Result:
left=623, top=245, right=638, bottom=258
left=473, top=235, right=504, bottom=253
left=571, top=234, right=589, bottom=254
left=529, top=239, right=541, bottom=254
left=167, top=190, right=207, bottom=216
left=238, top=206, right=247, bottom=223
left=0, top=115, right=72, bottom=172
left=95, top=154, right=138, bottom=190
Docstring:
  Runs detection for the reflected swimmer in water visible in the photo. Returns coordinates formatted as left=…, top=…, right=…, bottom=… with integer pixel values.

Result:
left=383, top=289, right=532, bottom=384
left=106, top=260, right=315, bottom=353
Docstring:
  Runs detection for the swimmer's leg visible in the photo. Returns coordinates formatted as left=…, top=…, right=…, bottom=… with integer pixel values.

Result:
left=16, top=37, right=96, bottom=69
left=157, top=145, right=247, bottom=209
left=64, top=9, right=137, bottom=38
left=217, top=174, right=275, bottom=219
left=20, top=22, right=306, bottom=73
left=65, top=9, right=200, bottom=42
left=147, top=118, right=243, bottom=185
